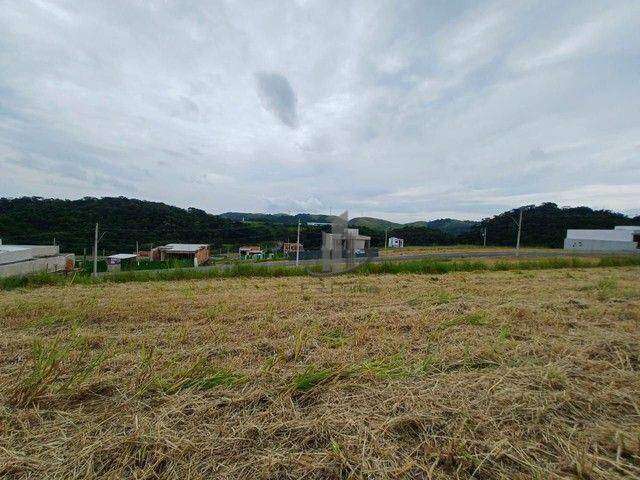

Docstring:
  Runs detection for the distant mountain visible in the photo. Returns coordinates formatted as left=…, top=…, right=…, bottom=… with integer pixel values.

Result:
left=222, top=212, right=475, bottom=237
left=406, top=218, right=478, bottom=236
left=220, top=212, right=336, bottom=225
left=348, top=217, right=401, bottom=231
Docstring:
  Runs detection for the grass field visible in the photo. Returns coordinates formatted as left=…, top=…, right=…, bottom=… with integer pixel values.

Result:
left=1, top=266, right=639, bottom=478
left=379, top=245, right=558, bottom=257
left=2, top=255, right=639, bottom=292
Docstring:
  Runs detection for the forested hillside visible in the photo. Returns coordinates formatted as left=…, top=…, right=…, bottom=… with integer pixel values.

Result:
left=219, top=212, right=336, bottom=225
left=0, top=197, right=326, bottom=254
left=460, top=203, right=639, bottom=248
left=1, top=198, right=637, bottom=253
left=406, top=218, right=477, bottom=236
left=387, top=225, right=457, bottom=246
left=348, top=217, right=401, bottom=231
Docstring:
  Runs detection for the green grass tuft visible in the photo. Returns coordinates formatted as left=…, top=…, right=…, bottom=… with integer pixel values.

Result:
left=321, top=328, right=347, bottom=348
left=10, top=339, right=108, bottom=407
left=161, top=359, right=244, bottom=394
left=462, top=312, right=488, bottom=326
left=293, top=366, right=334, bottom=391
left=595, top=277, right=619, bottom=300
left=357, top=354, right=413, bottom=379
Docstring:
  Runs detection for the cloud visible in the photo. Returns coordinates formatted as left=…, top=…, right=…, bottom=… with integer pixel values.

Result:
left=509, top=4, right=640, bottom=72
left=204, top=172, right=234, bottom=185
left=0, top=0, right=638, bottom=220
left=255, top=72, right=299, bottom=128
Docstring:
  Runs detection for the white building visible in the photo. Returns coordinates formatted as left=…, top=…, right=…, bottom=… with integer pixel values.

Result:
left=564, top=226, right=640, bottom=252
left=0, top=243, right=75, bottom=277
left=388, top=237, right=404, bottom=248
left=323, top=228, right=371, bottom=253
left=106, top=253, right=138, bottom=271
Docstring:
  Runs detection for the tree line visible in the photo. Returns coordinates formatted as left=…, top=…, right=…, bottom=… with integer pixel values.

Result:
left=459, top=202, right=639, bottom=248
left=1, top=197, right=637, bottom=254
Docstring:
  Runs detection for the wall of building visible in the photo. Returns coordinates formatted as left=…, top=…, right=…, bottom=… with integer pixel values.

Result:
left=0, top=248, right=34, bottom=264
left=388, top=238, right=403, bottom=248
left=0, top=245, right=60, bottom=265
left=566, top=229, right=635, bottom=241
left=353, top=238, right=368, bottom=250
left=614, top=226, right=640, bottom=231
left=0, top=254, right=75, bottom=277
left=195, top=246, right=210, bottom=265
left=564, top=239, right=638, bottom=252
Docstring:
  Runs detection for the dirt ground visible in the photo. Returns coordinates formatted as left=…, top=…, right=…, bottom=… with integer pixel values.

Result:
left=1, top=266, right=639, bottom=479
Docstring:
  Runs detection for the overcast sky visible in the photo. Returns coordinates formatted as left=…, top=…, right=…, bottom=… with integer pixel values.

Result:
left=1, top=0, right=639, bottom=221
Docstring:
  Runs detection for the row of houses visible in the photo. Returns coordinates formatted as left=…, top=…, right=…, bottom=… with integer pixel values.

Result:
left=0, top=241, right=213, bottom=277
left=10, top=224, right=637, bottom=279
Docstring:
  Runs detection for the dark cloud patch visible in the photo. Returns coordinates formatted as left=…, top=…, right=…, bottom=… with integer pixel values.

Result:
left=255, top=72, right=299, bottom=128
left=171, top=96, right=199, bottom=120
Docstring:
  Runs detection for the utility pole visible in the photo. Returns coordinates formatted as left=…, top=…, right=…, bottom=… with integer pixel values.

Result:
left=295, top=219, right=301, bottom=266
left=93, top=223, right=98, bottom=277
left=136, top=240, right=139, bottom=265
left=515, top=208, right=523, bottom=256
left=384, top=228, right=389, bottom=250
left=482, top=227, right=487, bottom=247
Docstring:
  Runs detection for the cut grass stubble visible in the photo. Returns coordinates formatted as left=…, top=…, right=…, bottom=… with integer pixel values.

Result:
left=1, top=267, right=640, bottom=479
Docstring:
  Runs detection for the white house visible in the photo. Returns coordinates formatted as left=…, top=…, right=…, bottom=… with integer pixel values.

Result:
left=388, top=237, right=404, bottom=248
left=564, top=226, right=640, bottom=252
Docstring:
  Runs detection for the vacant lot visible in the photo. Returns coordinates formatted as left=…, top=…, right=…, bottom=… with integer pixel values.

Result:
left=1, top=267, right=639, bottom=479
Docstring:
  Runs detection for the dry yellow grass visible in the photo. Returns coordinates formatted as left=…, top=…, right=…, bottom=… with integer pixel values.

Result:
left=1, top=266, right=639, bottom=479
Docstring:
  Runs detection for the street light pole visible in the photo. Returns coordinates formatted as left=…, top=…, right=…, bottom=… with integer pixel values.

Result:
left=515, top=208, right=523, bottom=256
left=93, top=222, right=98, bottom=277
left=295, top=219, right=301, bottom=266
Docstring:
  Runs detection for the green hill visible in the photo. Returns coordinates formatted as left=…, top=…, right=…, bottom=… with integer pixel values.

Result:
left=0, top=197, right=327, bottom=254
left=348, top=217, right=401, bottom=231
left=458, top=202, right=640, bottom=248
left=220, top=212, right=337, bottom=225
left=406, top=218, right=478, bottom=236
left=3, top=198, right=637, bottom=253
